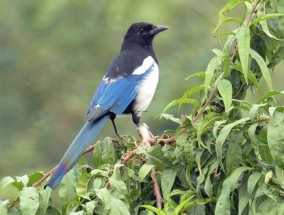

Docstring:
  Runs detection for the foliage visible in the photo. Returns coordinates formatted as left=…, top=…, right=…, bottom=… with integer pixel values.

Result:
left=1, top=0, right=284, bottom=214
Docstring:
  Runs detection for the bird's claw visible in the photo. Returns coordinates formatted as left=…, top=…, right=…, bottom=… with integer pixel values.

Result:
left=137, top=123, right=156, bottom=144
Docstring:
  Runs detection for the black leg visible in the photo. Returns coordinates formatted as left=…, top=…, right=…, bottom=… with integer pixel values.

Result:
left=132, top=113, right=140, bottom=126
left=109, top=113, right=119, bottom=136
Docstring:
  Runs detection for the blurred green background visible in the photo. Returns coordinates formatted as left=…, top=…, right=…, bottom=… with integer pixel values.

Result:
left=0, top=0, right=283, bottom=178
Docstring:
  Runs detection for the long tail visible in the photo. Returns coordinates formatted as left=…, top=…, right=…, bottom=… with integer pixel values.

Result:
left=45, top=115, right=109, bottom=189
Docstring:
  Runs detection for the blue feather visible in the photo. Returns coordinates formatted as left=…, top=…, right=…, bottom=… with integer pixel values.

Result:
left=45, top=115, right=109, bottom=189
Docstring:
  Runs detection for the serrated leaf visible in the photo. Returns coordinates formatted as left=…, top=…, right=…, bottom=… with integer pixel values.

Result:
left=217, top=79, right=232, bottom=112
left=161, top=168, right=177, bottom=198
left=138, top=164, right=155, bottom=182
left=249, top=48, right=273, bottom=90
left=267, top=111, right=284, bottom=169
left=215, top=167, right=251, bottom=215
left=236, top=27, right=250, bottom=82
left=19, top=187, right=39, bottom=215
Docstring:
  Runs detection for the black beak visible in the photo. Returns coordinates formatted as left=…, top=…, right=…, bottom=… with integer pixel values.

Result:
left=149, top=25, right=169, bottom=36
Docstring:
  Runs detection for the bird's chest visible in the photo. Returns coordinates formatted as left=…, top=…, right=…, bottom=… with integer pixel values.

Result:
left=133, top=63, right=159, bottom=115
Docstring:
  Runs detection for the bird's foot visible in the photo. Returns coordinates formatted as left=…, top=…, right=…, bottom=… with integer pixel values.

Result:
left=137, top=123, right=156, bottom=144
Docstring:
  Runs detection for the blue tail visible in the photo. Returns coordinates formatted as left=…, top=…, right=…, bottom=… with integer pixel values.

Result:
left=45, top=115, right=109, bottom=189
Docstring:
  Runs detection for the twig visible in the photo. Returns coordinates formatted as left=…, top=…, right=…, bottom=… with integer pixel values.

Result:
left=151, top=168, right=163, bottom=210
left=33, top=144, right=96, bottom=187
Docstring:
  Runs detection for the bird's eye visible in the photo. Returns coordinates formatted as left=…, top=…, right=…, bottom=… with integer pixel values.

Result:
left=138, top=28, right=144, bottom=34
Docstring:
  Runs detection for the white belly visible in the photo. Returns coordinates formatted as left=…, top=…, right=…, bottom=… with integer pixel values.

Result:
left=133, top=61, right=159, bottom=116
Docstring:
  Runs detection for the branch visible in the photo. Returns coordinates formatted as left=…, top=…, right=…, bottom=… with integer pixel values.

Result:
left=151, top=168, right=163, bottom=210
left=33, top=144, right=96, bottom=187
left=191, top=0, right=260, bottom=123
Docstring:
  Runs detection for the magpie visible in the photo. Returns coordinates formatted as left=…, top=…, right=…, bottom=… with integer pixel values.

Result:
left=45, top=22, right=168, bottom=189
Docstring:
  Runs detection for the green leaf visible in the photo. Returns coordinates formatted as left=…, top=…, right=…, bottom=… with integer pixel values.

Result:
left=215, top=167, right=251, bottom=215
left=249, top=104, right=267, bottom=120
left=19, top=187, right=39, bottom=215
left=185, top=71, right=205, bottom=81
left=225, top=131, right=243, bottom=174
left=213, top=120, right=227, bottom=138
left=181, top=85, right=204, bottom=99
left=238, top=180, right=250, bottom=215
left=251, top=13, right=284, bottom=25
left=93, top=138, right=116, bottom=167
left=260, top=19, right=282, bottom=40
left=236, top=27, right=250, bottom=82
left=217, top=79, right=232, bottom=112
left=159, top=113, right=182, bottom=125
left=36, top=188, right=52, bottom=215
left=267, top=111, right=284, bottom=169
left=213, top=16, right=243, bottom=33
left=59, top=168, right=78, bottom=213
left=218, top=0, right=247, bottom=22
left=247, top=172, right=262, bottom=195
left=140, top=205, right=166, bottom=215
left=161, top=168, right=177, bottom=198
left=0, top=176, right=14, bottom=190
left=0, top=200, right=8, bottom=215
left=204, top=56, right=220, bottom=96
left=162, top=98, right=199, bottom=113
left=76, top=171, right=92, bottom=196
left=138, top=164, right=155, bottom=182
left=216, top=117, right=250, bottom=166
left=249, top=48, right=273, bottom=90
left=95, top=188, right=130, bottom=215
left=257, top=90, right=284, bottom=103
left=248, top=124, right=262, bottom=161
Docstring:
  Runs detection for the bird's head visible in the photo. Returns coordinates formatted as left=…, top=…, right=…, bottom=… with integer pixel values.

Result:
left=122, top=22, right=168, bottom=50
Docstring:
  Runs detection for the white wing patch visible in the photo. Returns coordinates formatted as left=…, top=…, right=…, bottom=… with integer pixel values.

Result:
left=133, top=56, right=159, bottom=115
left=133, top=56, right=156, bottom=75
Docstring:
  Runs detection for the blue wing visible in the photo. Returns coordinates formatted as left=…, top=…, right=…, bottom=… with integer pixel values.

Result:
left=87, top=75, right=140, bottom=120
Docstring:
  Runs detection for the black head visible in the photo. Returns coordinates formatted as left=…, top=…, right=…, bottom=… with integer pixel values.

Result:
left=121, top=22, right=168, bottom=51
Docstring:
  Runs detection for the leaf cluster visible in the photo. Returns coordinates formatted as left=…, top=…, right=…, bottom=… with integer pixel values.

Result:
left=1, top=0, right=284, bottom=214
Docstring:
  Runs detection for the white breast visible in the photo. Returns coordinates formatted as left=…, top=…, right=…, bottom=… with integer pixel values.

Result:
left=133, top=56, right=159, bottom=116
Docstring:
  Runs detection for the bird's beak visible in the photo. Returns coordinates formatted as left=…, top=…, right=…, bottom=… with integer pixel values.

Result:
left=149, top=25, right=169, bottom=35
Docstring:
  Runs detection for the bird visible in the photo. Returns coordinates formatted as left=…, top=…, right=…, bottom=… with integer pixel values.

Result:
left=44, top=22, right=168, bottom=189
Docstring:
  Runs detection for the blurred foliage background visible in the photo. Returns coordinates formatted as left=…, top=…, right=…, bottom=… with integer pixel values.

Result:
left=0, top=0, right=283, bottom=178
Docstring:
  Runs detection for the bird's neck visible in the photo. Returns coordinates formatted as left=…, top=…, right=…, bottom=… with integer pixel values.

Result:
left=121, top=40, right=154, bottom=53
